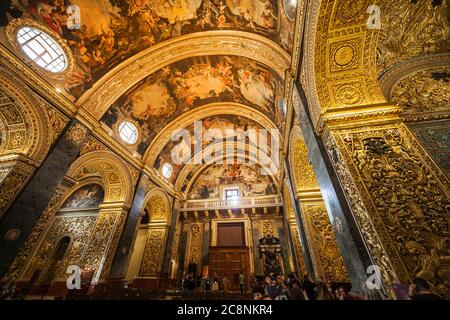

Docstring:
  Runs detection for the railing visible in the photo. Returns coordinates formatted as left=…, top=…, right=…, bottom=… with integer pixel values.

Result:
left=179, top=196, right=281, bottom=211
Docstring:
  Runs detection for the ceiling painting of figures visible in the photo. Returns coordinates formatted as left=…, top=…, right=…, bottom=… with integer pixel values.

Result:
left=4, top=0, right=295, bottom=98
left=187, top=163, right=278, bottom=200
left=100, top=55, right=284, bottom=155
left=153, top=114, right=276, bottom=185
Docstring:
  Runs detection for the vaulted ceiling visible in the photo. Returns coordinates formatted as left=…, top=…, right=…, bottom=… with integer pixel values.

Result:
left=1, top=0, right=297, bottom=196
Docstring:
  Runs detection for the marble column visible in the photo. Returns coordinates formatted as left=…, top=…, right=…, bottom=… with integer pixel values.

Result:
left=161, top=200, right=180, bottom=278
left=284, top=160, right=315, bottom=277
left=201, top=219, right=211, bottom=268
left=0, top=120, right=88, bottom=278
left=295, top=84, right=372, bottom=291
left=176, top=223, right=189, bottom=279
left=109, top=173, right=148, bottom=279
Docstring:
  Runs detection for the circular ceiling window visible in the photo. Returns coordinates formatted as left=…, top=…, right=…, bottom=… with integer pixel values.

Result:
left=162, top=163, right=173, bottom=179
left=118, top=121, right=139, bottom=144
left=283, top=0, right=297, bottom=21
left=16, top=26, right=67, bottom=73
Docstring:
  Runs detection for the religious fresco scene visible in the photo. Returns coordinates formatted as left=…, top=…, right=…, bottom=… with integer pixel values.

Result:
left=188, top=163, right=278, bottom=199
left=101, top=55, right=284, bottom=155
left=0, top=0, right=449, bottom=305
left=60, top=183, right=104, bottom=209
left=1, top=0, right=294, bottom=98
left=153, top=114, right=275, bottom=185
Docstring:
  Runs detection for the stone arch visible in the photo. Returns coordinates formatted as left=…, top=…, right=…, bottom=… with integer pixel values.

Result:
left=288, top=126, right=318, bottom=193
left=127, top=188, right=172, bottom=281
left=0, top=68, right=51, bottom=162
left=144, top=102, right=279, bottom=165
left=66, top=150, right=134, bottom=206
left=142, top=188, right=172, bottom=225
left=77, top=31, right=290, bottom=120
left=0, top=68, right=53, bottom=215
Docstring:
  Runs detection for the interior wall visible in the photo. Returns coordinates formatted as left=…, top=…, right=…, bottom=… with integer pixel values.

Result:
left=125, top=226, right=148, bottom=281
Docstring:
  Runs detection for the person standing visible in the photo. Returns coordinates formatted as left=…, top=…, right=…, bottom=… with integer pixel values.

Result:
left=222, top=274, right=230, bottom=293
left=239, top=272, right=245, bottom=294
left=302, top=274, right=317, bottom=300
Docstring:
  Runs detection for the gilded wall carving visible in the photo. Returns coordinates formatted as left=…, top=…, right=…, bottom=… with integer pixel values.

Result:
left=262, top=220, right=275, bottom=237
left=187, top=223, right=203, bottom=267
left=293, top=138, right=318, bottom=190
left=391, top=67, right=450, bottom=115
left=302, top=202, right=349, bottom=282
left=147, top=195, right=168, bottom=222
left=0, top=161, right=33, bottom=215
left=329, top=125, right=450, bottom=297
left=140, top=229, right=165, bottom=277
left=4, top=187, right=66, bottom=281
left=24, top=215, right=97, bottom=281
left=81, top=211, right=120, bottom=274
left=377, top=0, right=450, bottom=74
left=313, top=0, right=387, bottom=113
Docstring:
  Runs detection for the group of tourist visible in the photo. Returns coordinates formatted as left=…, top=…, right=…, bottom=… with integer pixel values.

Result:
left=181, top=272, right=247, bottom=294
left=251, top=273, right=445, bottom=300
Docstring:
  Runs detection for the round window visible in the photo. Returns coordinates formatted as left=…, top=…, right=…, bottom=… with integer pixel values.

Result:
left=162, top=163, right=173, bottom=179
left=16, top=26, right=67, bottom=73
left=283, top=0, right=297, bottom=21
left=118, top=121, right=139, bottom=144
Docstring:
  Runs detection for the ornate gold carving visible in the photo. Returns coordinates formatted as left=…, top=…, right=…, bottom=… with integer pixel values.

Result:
left=0, top=161, right=34, bottom=215
left=82, top=210, right=121, bottom=280
left=377, top=0, right=450, bottom=74
left=67, top=151, right=134, bottom=205
left=262, top=220, right=275, bottom=237
left=329, top=124, right=450, bottom=297
left=187, top=222, right=202, bottom=266
left=140, top=229, right=164, bottom=277
left=289, top=127, right=318, bottom=191
left=391, top=67, right=450, bottom=116
left=24, top=215, right=97, bottom=280
left=147, top=195, right=168, bottom=222
left=303, top=202, right=348, bottom=282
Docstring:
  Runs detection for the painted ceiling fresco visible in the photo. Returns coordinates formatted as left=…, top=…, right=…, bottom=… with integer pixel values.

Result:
left=154, top=114, right=275, bottom=185
left=5, top=0, right=294, bottom=98
left=188, top=163, right=278, bottom=199
left=60, top=183, right=104, bottom=209
left=101, top=55, right=284, bottom=155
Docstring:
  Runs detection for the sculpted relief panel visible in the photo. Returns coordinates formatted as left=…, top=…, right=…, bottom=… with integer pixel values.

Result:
left=377, top=0, right=450, bottom=74
left=331, top=125, right=450, bottom=297
left=140, top=229, right=165, bottom=277
left=391, top=67, right=450, bottom=116
left=303, top=202, right=348, bottom=282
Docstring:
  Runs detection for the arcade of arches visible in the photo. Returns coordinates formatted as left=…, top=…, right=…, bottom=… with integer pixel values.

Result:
left=0, top=0, right=449, bottom=300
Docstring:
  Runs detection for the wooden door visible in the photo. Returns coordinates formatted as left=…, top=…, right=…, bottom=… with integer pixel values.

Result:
left=209, top=246, right=250, bottom=292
